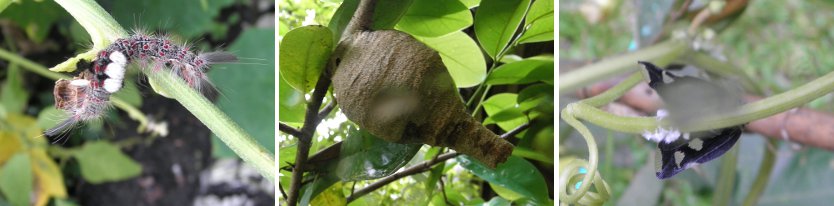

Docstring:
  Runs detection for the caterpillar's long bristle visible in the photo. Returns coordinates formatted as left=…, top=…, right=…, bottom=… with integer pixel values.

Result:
left=199, top=52, right=238, bottom=64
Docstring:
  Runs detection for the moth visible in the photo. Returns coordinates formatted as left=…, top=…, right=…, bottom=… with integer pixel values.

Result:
left=638, top=61, right=745, bottom=179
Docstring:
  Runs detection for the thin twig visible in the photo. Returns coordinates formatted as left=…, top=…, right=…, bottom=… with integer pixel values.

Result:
left=439, top=176, right=451, bottom=205
left=345, top=123, right=530, bottom=203
left=286, top=72, right=332, bottom=206
left=279, top=123, right=303, bottom=137
left=279, top=183, right=288, bottom=201
left=317, top=101, right=336, bottom=120
left=346, top=152, right=461, bottom=203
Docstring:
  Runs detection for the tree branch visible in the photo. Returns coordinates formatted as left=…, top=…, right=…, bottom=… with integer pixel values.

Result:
left=279, top=123, right=303, bottom=137
left=286, top=72, right=332, bottom=206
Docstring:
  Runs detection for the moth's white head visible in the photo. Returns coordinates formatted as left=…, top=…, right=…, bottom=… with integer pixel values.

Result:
left=70, top=79, right=91, bottom=87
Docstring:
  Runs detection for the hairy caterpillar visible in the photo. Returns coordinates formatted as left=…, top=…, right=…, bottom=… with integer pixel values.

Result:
left=45, top=32, right=237, bottom=139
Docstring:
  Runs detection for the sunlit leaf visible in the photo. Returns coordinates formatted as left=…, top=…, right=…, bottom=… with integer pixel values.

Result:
left=395, top=0, right=471, bottom=37
left=483, top=93, right=528, bottom=132
left=416, top=31, right=486, bottom=87
left=474, top=0, right=531, bottom=60
left=311, top=182, right=346, bottom=206
left=30, top=149, right=67, bottom=206
left=518, top=0, right=554, bottom=43
left=485, top=58, right=553, bottom=85
left=279, top=25, right=334, bottom=93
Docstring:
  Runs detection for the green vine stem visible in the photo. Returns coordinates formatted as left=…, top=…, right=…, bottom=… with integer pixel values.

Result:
left=0, top=48, right=147, bottom=128
left=559, top=40, right=688, bottom=93
left=50, top=0, right=275, bottom=182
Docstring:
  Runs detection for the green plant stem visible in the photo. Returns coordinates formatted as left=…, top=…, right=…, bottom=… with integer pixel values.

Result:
left=52, top=0, right=275, bottom=182
left=52, top=0, right=127, bottom=72
left=560, top=40, right=688, bottom=93
left=0, top=48, right=147, bottom=128
left=146, top=71, right=274, bottom=182
left=559, top=109, right=598, bottom=203
left=743, top=139, right=777, bottom=206
left=714, top=144, right=738, bottom=206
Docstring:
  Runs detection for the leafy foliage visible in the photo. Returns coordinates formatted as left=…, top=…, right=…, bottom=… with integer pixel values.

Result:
left=279, top=0, right=554, bottom=205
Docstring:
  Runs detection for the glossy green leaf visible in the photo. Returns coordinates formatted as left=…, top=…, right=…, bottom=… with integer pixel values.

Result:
left=328, top=0, right=413, bottom=40
left=310, top=182, right=346, bottom=206
left=474, top=0, right=531, bottom=60
left=416, top=31, right=486, bottom=87
left=485, top=58, right=554, bottom=85
left=73, top=141, right=142, bottom=184
left=517, top=83, right=553, bottom=103
left=518, top=0, right=554, bottom=43
left=279, top=72, right=306, bottom=123
left=457, top=155, right=550, bottom=202
left=395, top=0, right=471, bottom=37
left=279, top=25, right=334, bottom=93
left=327, top=0, right=359, bottom=41
left=459, top=0, right=481, bottom=8
left=111, top=0, right=235, bottom=39
left=373, top=0, right=415, bottom=30
left=210, top=29, right=276, bottom=157
left=0, top=152, right=32, bottom=206
left=485, top=196, right=512, bottom=206
left=0, top=67, right=27, bottom=114
left=511, top=147, right=553, bottom=164
left=483, top=93, right=527, bottom=132
left=483, top=107, right=525, bottom=125
left=335, top=126, right=421, bottom=181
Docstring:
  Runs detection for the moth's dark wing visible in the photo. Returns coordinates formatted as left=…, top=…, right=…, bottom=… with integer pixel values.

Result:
left=638, top=61, right=665, bottom=89
left=655, top=126, right=743, bottom=179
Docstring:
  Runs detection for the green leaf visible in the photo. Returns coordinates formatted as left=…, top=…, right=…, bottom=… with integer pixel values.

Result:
left=485, top=196, right=512, bottom=206
left=36, top=106, right=69, bottom=131
left=279, top=72, right=306, bottom=123
left=0, top=67, right=28, bottom=114
left=209, top=28, right=276, bottom=157
left=111, top=0, right=235, bottom=39
left=328, top=0, right=413, bottom=40
left=0, top=152, right=32, bottom=206
left=395, top=0, right=471, bottom=37
left=760, top=149, right=834, bottom=205
left=310, top=182, right=346, bottom=206
left=279, top=25, right=334, bottom=93
left=372, top=0, right=415, bottom=30
left=483, top=107, right=525, bottom=125
left=110, top=79, right=142, bottom=107
left=457, top=155, right=550, bottom=202
left=511, top=147, right=553, bottom=164
left=415, top=31, right=486, bottom=87
left=73, top=141, right=142, bottom=184
left=518, top=0, right=554, bottom=43
left=474, top=0, right=531, bottom=60
left=0, top=0, right=12, bottom=13
left=483, top=93, right=527, bottom=132
left=335, top=126, right=421, bottom=181
left=517, top=83, right=553, bottom=103
left=485, top=58, right=553, bottom=85
left=459, top=0, right=481, bottom=8
left=0, top=0, right=63, bottom=43
left=278, top=144, right=297, bottom=170
left=327, top=0, right=360, bottom=41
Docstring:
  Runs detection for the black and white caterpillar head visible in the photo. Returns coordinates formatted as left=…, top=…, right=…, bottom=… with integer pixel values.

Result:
left=638, top=61, right=745, bottom=179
